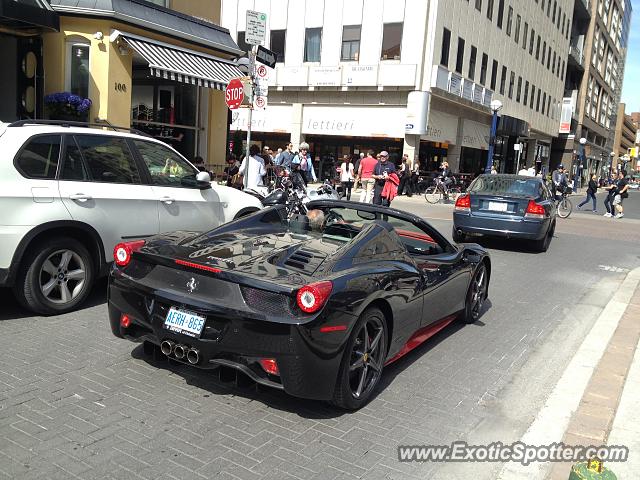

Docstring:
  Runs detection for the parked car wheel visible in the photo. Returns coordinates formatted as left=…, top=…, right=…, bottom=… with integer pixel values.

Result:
left=14, top=237, right=94, bottom=315
left=459, top=263, right=488, bottom=324
left=332, top=307, right=387, bottom=410
left=532, top=221, right=555, bottom=253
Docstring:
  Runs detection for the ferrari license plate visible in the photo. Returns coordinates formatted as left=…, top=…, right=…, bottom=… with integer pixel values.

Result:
left=487, top=201, right=508, bottom=212
left=163, top=307, right=206, bottom=337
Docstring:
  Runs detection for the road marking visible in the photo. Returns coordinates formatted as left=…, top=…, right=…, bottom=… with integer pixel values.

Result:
left=599, top=265, right=630, bottom=273
left=497, top=266, right=640, bottom=480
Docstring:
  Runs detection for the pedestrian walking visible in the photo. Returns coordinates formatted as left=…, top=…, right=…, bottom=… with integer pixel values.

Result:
left=603, top=178, right=618, bottom=218
left=397, top=154, right=412, bottom=197
left=614, top=170, right=630, bottom=219
left=410, top=158, right=421, bottom=193
left=577, top=174, right=598, bottom=212
left=338, top=155, right=355, bottom=200
left=372, top=151, right=396, bottom=206
left=357, top=150, right=378, bottom=203
left=238, top=144, right=266, bottom=190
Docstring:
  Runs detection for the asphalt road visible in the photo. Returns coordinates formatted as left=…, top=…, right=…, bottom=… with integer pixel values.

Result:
left=1, top=197, right=639, bottom=480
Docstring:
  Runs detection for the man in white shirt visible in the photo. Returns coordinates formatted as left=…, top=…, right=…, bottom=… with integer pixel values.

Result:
left=239, top=144, right=266, bottom=190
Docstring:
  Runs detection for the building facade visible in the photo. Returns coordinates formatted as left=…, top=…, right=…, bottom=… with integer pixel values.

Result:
left=612, top=103, right=636, bottom=171
left=222, top=0, right=576, bottom=178
left=552, top=0, right=632, bottom=181
left=0, top=0, right=59, bottom=121
left=1, top=0, right=241, bottom=169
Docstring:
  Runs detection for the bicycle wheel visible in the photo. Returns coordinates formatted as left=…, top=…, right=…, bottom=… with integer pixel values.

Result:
left=557, top=197, right=572, bottom=218
left=424, top=187, right=442, bottom=204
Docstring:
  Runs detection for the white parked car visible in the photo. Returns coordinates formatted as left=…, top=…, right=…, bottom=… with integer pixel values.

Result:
left=0, top=121, right=262, bottom=315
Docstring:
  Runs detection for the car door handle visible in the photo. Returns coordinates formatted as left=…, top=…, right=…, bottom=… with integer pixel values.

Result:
left=69, top=193, right=92, bottom=202
left=159, top=196, right=175, bottom=205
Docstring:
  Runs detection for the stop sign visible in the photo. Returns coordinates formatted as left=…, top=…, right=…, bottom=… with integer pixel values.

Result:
left=225, top=78, right=244, bottom=110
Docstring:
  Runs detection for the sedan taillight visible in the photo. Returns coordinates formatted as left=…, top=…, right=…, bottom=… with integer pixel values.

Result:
left=113, top=240, right=145, bottom=267
left=455, top=194, right=471, bottom=212
left=525, top=200, right=546, bottom=219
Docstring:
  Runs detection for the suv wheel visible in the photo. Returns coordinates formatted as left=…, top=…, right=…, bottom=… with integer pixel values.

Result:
left=14, top=237, right=95, bottom=315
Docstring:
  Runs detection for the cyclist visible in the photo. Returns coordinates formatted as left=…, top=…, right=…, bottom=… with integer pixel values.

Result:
left=552, top=164, right=568, bottom=201
left=439, top=161, right=454, bottom=197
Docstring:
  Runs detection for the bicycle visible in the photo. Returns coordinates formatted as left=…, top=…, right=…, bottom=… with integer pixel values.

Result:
left=554, top=186, right=573, bottom=218
left=424, top=177, right=462, bottom=204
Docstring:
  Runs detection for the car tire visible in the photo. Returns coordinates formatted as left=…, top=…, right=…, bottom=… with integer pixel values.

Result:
left=459, top=263, right=488, bottom=324
left=332, top=307, right=387, bottom=410
left=13, top=237, right=94, bottom=315
left=452, top=227, right=466, bottom=243
left=532, top=221, right=555, bottom=253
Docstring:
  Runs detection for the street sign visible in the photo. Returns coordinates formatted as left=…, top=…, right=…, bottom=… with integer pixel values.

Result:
left=245, top=10, right=266, bottom=46
left=225, top=78, right=244, bottom=110
left=255, top=64, right=269, bottom=98
left=254, top=95, right=267, bottom=110
left=256, top=45, right=277, bottom=69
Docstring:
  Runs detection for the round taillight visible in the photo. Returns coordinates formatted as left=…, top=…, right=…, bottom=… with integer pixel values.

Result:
left=113, top=240, right=145, bottom=267
left=114, top=243, right=131, bottom=267
left=296, top=281, right=333, bottom=314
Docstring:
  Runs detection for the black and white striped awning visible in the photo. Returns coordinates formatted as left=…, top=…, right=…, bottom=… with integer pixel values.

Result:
left=120, top=34, right=243, bottom=90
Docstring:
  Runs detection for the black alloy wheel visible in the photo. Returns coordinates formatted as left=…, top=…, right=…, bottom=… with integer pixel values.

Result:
left=460, top=263, right=487, bottom=324
left=332, top=308, right=387, bottom=410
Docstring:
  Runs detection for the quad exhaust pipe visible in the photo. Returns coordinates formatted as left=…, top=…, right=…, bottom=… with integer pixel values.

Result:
left=160, top=340, right=200, bottom=365
left=173, top=344, right=187, bottom=359
left=160, top=340, right=175, bottom=356
left=186, top=348, right=200, bottom=365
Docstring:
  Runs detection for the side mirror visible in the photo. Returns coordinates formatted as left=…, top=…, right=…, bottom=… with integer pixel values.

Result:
left=196, top=171, right=212, bottom=189
left=196, top=171, right=211, bottom=183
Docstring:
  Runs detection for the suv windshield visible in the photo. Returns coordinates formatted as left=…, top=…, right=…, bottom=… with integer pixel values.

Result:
left=469, top=176, right=541, bottom=197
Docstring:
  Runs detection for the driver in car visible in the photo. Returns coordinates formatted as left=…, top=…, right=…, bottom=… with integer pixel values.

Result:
left=307, top=209, right=326, bottom=232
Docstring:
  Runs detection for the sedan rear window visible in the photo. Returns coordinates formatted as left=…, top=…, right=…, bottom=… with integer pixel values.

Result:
left=15, top=135, right=61, bottom=179
left=469, top=176, right=541, bottom=197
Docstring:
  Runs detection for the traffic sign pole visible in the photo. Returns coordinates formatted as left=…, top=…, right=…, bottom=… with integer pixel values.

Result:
left=242, top=10, right=266, bottom=190
left=244, top=47, right=256, bottom=190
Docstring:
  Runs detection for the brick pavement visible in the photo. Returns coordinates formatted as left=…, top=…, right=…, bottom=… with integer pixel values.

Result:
left=1, top=210, right=639, bottom=479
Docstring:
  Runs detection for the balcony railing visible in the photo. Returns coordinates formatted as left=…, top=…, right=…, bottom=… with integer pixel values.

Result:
left=569, top=45, right=585, bottom=66
left=432, top=65, right=493, bottom=108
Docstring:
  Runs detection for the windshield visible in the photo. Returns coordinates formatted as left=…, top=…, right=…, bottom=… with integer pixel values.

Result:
left=469, top=176, right=542, bottom=197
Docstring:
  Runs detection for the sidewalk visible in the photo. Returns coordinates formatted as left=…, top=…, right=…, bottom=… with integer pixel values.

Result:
left=497, top=267, right=640, bottom=479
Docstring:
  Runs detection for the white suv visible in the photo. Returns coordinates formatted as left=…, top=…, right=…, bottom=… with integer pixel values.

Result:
left=0, top=121, right=262, bottom=315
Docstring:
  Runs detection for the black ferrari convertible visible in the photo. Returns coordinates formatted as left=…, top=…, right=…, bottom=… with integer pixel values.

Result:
left=108, top=200, right=490, bottom=409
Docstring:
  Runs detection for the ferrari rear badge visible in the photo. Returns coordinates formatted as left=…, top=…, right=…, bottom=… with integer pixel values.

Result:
left=186, top=277, right=198, bottom=294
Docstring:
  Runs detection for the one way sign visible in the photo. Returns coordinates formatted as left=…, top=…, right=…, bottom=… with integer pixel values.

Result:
left=256, top=45, right=277, bottom=69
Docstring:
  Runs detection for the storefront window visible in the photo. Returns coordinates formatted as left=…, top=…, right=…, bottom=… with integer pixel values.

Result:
left=131, top=69, right=199, bottom=161
left=66, top=43, right=89, bottom=99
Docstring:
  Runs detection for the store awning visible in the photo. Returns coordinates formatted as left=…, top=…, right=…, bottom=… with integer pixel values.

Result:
left=117, top=32, right=243, bottom=91
left=0, top=0, right=59, bottom=32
